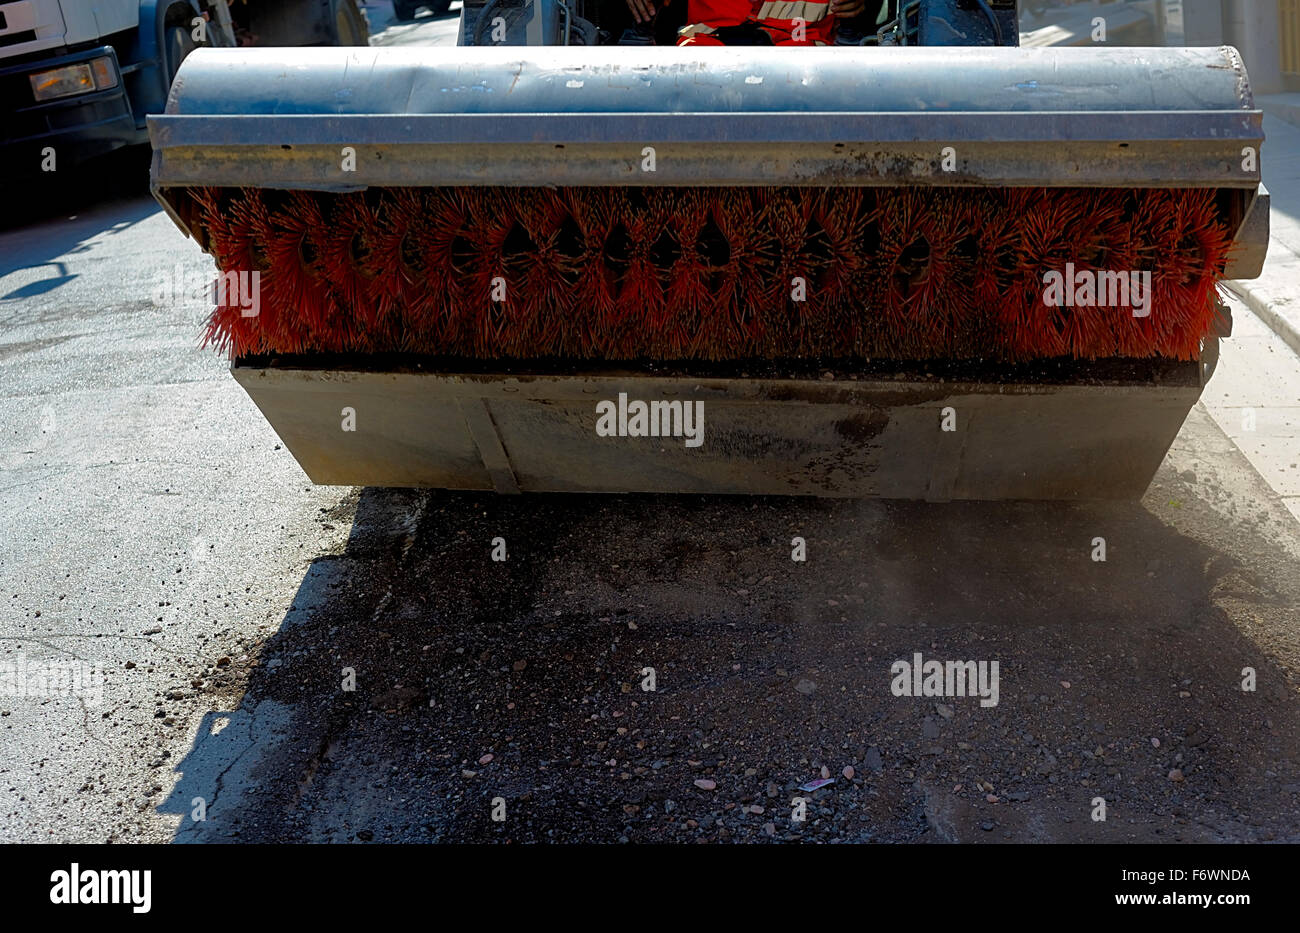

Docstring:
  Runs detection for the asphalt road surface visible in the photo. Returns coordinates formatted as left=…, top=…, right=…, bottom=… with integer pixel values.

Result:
left=1, top=18, right=1298, bottom=842
left=365, top=0, right=463, bottom=47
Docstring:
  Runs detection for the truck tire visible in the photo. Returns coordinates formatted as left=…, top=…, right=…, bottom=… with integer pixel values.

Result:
left=331, top=0, right=370, bottom=45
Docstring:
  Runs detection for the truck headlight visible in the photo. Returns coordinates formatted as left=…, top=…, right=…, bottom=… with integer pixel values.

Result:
left=29, top=56, right=119, bottom=102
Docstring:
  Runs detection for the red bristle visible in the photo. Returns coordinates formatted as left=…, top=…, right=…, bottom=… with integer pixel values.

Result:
left=361, top=187, right=425, bottom=351
left=713, top=188, right=770, bottom=353
left=513, top=187, right=577, bottom=357
left=758, top=189, right=818, bottom=358
left=439, top=188, right=497, bottom=356
left=873, top=188, right=973, bottom=359
left=198, top=185, right=1236, bottom=365
left=226, top=189, right=293, bottom=355
left=1001, top=188, right=1089, bottom=360
left=413, top=189, right=473, bottom=353
left=808, top=188, right=868, bottom=357
left=1163, top=189, right=1232, bottom=358
left=653, top=188, right=711, bottom=358
left=451, top=189, right=504, bottom=356
left=970, top=188, right=1031, bottom=357
left=566, top=187, right=622, bottom=356
left=1052, top=189, right=1132, bottom=359
left=315, top=192, right=383, bottom=351
left=257, top=190, right=337, bottom=353
left=610, top=189, right=669, bottom=358
left=195, top=187, right=250, bottom=357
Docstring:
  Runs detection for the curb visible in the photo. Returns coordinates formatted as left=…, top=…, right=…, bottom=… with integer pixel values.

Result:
left=1225, top=274, right=1300, bottom=359
left=1259, top=97, right=1300, bottom=133
left=1239, top=105, right=1300, bottom=358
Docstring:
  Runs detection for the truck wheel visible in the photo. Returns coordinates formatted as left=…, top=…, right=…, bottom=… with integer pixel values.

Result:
left=394, top=1, right=421, bottom=18
left=430, top=0, right=452, bottom=14
left=165, top=25, right=198, bottom=82
left=331, top=0, right=370, bottom=45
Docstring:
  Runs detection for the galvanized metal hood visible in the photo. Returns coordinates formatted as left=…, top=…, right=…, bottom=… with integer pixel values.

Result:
left=157, top=44, right=1258, bottom=116
left=149, top=44, right=1263, bottom=191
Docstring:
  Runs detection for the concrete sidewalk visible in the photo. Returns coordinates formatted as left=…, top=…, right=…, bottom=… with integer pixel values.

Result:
left=1260, top=92, right=1300, bottom=130
left=1020, top=1, right=1154, bottom=47
left=1224, top=110, right=1300, bottom=360
left=1212, top=105, right=1300, bottom=524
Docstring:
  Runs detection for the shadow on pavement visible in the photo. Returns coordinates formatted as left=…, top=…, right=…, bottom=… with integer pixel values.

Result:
left=1, top=143, right=153, bottom=230
left=160, top=467, right=1300, bottom=843
left=0, top=145, right=160, bottom=303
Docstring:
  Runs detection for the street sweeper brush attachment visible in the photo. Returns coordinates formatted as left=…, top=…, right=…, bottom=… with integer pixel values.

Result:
left=186, top=184, right=1235, bottom=363
left=148, top=44, right=1270, bottom=498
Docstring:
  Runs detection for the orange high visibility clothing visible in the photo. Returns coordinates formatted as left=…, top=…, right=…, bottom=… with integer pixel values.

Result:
left=677, top=0, right=837, bottom=45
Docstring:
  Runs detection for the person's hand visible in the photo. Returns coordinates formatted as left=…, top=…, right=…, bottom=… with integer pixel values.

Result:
left=831, top=0, right=865, bottom=18
left=625, top=0, right=657, bottom=23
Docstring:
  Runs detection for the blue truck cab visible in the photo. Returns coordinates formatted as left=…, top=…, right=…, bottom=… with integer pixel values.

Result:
left=0, top=0, right=216, bottom=174
left=0, top=0, right=366, bottom=177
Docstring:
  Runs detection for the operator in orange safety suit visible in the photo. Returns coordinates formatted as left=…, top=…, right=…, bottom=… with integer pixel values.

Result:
left=624, top=0, right=868, bottom=46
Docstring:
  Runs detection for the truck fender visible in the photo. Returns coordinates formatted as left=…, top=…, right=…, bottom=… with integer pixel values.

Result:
left=126, top=0, right=202, bottom=124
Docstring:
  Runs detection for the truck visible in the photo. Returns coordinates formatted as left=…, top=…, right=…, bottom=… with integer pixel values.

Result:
left=0, top=0, right=367, bottom=177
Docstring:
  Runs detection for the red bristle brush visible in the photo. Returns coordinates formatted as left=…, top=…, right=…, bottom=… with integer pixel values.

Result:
left=201, top=185, right=1235, bottom=365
